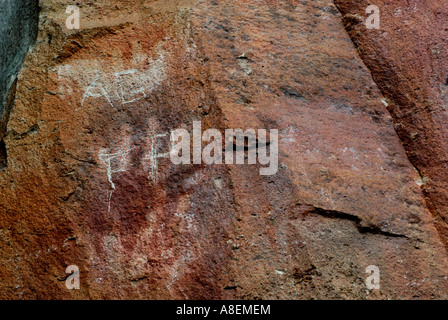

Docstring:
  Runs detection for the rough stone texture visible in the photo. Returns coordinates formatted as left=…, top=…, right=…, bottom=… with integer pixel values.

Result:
left=334, top=0, right=448, bottom=251
left=0, top=0, right=39, bottom=113
left=0, top=0, right=39, bottom=168
left=0, top=0, right=447, bottom=299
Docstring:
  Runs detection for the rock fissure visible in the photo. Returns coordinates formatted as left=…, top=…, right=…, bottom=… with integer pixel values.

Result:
left=301, top=204, right=407, bottom=238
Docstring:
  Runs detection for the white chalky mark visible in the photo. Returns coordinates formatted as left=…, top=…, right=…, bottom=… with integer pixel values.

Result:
left=79, top=74, right=114, bottom=110
left=73, top=46, right=169, bottom=111
left=106, top=190, right=114, bottom=213
left=115, top=69, right=146, bottom=104
left=144, top=133, right=171, bottom=182
left=99, top=146, right=134, bottom=212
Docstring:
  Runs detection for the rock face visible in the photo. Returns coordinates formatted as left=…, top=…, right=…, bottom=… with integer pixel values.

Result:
left=334, top=0, right=448, bottom=251
left=0, top=0, right=39, bottom=168
left=0, top=0, right=39, bottom=113
left=0, top=0, right=447, bottom=299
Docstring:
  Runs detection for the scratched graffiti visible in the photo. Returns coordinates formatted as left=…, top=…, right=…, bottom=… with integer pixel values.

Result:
left=98, top=130, right=134, bottom=213
left=80, top=50, right=166, bottom=110
left=99, top=147, right=132, bottom=212
left=98, top=119, right=174, bottom=213
left=52, top=45, right=168, bottom=111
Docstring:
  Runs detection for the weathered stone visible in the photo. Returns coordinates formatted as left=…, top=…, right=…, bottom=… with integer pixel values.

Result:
left=0, top=0, right=39, bottom=170
left=0, top=0, right=447, bottom=299
left=334, top=0, right=448, bottom=252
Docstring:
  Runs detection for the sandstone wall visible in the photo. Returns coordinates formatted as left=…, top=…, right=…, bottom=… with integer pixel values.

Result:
left=0, top=0, right=446, bottom=299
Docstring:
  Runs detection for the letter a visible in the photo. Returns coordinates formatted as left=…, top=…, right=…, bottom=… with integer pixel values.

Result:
left=66, top=5, right=80, bottom=30
left=65, top=265, right=80, bottom=290
left=366, top=5, right=380, bottom=30
left=170, top=129, right=191, bottom=165
left=365, top=265, right=380, bottom=290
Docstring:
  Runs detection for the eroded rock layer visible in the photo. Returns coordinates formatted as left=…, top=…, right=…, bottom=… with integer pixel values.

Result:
left=0, top=0, right=447, bottom=299
left=334, top=0, right=448, bottom=251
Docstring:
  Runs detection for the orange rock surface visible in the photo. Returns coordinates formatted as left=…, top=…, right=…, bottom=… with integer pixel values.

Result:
left=0, top=0, right=447, bottom=299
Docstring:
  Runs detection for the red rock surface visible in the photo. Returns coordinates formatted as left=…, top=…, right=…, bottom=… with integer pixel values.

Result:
left=0, top=0, right=447, bottom=299
left=334, top=0, right=448, bottom=251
